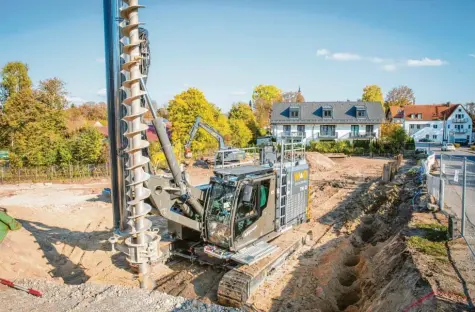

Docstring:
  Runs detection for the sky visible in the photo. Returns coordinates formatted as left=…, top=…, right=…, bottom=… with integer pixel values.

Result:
left=1, top=0, right=474, bottom=112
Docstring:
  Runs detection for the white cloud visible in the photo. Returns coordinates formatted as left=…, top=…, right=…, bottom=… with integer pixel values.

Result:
left=382, top=64, right=397, bottom=71
left=406, top=58, right=447, bottom=67
left=97, top=88, right=107, bottom=97
left=96, top=57, right=105, bottom=63
left=230, top=91, right=247, bottom=96
left=316, top=49, right=330, bottom=56
left=368, top=57, right=384, bottom=63
left=469, top=54, right=475, bottom=58
left=326, top=52, right=361, bottom=61
left=66, top=95, right=87, bottom=105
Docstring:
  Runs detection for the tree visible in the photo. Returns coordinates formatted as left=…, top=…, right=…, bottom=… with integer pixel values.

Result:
left=70, top=127, right=105, bottom=164
left=387, top=127, right=409, bottom=152
left=362, top=85, right=384, bottom=108
left=229, top=119, right=253, bottom=147
left=228, top=102, right=259, bottom=137
left=281, top=87, right=305, bottom=103
left=385, top=86, right=415, bottom=108
left=252, top=85, right=282, bottom=129
left=380, top=123, right=403, bottom=138
left=0, top=62, right=32, bottom=103
left=36, top=78, right=68, bottom=110
left=167, top=88, right=230, bottom=153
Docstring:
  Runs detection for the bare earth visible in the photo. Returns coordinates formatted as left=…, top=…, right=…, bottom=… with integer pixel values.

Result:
left=1, top=154, right=474, bottom=311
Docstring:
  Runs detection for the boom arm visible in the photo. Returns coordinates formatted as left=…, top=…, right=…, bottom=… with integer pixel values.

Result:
left=185, top=117, right=227, bottom=153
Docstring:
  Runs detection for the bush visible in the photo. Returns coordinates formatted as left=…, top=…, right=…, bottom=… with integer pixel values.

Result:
left=471, top=145, right=475, bottom=151
left=308, top=141, right=353, bottom=154
left=454, top=143, right=460, bottom=148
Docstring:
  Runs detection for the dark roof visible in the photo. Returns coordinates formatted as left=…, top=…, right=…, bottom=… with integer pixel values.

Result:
left=271, top=101, right=385, bottom=124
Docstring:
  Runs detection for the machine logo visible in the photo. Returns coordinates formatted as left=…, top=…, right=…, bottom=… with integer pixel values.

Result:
left=293, top=169, right=308, bottom=183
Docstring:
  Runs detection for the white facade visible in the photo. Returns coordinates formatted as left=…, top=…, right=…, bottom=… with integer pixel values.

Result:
left=405, top=106, right=472, bottom=144
left=272, top=123, right=381, bottom=143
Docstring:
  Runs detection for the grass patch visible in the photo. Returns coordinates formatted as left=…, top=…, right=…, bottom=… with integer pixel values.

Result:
left=408, top=223, right=449, bottom=257
left=408, top=237, right=447, bottom=257
left=414, top=223, right=448, bottom=242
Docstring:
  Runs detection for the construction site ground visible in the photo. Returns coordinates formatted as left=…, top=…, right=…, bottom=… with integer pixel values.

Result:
left=1, top=153, right=474, bottom=311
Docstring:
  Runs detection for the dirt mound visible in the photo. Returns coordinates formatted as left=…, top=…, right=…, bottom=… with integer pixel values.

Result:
left=306, top=152, right=335, bottom=172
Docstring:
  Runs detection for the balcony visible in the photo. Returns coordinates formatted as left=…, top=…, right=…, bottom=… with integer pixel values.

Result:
left=318, top=132, right=338, bottom=139
left=453, top=118, right=468, bottom=123
left=281, top=131, right=305, bottom=138
left=453, top=129, right=469, bottom=134
left=349, top=132, right=376, bottom=139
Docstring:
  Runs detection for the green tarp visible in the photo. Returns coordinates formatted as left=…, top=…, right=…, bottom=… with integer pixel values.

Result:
left=0, top=211, right=22, bottom=243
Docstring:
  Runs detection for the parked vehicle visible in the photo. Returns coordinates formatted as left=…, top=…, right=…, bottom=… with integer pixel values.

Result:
left=418, top=138, right=435, bottom=143
left=441, top=143, right=456, bottom=151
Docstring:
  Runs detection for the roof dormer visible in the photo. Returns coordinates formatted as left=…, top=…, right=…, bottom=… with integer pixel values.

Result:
left=355, top=105, right=366, bottom=119
left=322, top=105, right=333, bottom=118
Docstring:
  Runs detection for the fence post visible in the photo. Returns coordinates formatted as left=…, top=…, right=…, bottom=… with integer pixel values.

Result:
left=461, top=157, right=467, bottom=237
left=439, top=179, right=445, bottom=211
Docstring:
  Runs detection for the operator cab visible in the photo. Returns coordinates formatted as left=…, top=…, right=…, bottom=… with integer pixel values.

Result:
left=204, top=166, right=276, bottom=251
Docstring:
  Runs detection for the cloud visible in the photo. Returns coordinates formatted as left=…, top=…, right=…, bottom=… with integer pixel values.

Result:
left=368, top=57, right=384, bottom=63
left=326, top=52, right=361, bottom=61
left=66, top=95, right=87, bottom=105
left=469, top=54, right=475, bottom=58
left=406, top=58, right=447, bottom=67
left=96, top=57, right=105, bottom=63
left=230, top=91, right=247, bottom=96
left=382, top=64, right=397, bottom=71
left=316, top=49, right=330, bottom=56
left=97, top=88, right=107, bottom=97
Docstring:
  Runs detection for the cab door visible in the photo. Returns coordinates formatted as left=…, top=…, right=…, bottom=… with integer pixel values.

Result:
left=231, top=175, right=275, bottom=251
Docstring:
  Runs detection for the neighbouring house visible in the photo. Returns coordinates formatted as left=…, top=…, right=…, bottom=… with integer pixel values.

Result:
left=270, top=101, right=385, bottom=144
left=387, top=104, right=473, bottom=145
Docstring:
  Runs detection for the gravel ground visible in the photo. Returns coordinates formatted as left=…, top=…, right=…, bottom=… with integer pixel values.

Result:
left=0, top=279, right=241, bottom=312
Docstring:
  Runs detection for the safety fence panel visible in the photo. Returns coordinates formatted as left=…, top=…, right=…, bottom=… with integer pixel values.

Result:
left=465, top=159, right=475, bottom=256
left=426, top=173, right=441, bottom=203
left=440, top=154, right=464, bottom=220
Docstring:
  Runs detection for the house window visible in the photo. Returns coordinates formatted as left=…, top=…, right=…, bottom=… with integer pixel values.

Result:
left=351, top=125, right=359, bottom=136
left=433, top=124, right=438, bottom=129
left=410, top=124, right=414, bottom=129
left=417, top=113, right=422, bottom=119
left=426, top=134, right=430, bottom=139
left=323, top=109, right=332, bottom=118
left=416, top=125, right=421, bottom=129
left=297, top=125, right=305, bottom=133
left=290, top=108, right=299, bottom=118
left=320, top=125, right=336, bottom=136
left=433, top=135, right=437, bottom=139
left=366, top=125, right=374, bottom=134
left=357, top=110, right=366, bottom=117
left=448, top=125, right=450, bottom=129
left=470, top=125, right=472, bottom=129
left=410, top=114, right=415, bottom=118
left=283, top=125, right=291, bottom=133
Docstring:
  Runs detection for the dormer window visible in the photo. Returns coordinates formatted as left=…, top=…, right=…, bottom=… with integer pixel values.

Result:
left=410, top=114, right=415, bottom=119
left=322, top=106, right=333, bottom=118
left=289, top=106, right=299, bottom=119
left=356, top=106, right=366, bottom=118
left=417, top=113, right=422, bottom=119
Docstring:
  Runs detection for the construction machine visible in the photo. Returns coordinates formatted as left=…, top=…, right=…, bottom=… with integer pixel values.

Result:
left=103, top=0, right=311, bottom=307
left=184, top=116, right=245, bottom=165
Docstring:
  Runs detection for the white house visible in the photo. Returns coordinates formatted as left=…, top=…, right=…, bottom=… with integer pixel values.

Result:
left=387, top=104, right=473, bottom=145
left=270, top=101, right=385, bottom=144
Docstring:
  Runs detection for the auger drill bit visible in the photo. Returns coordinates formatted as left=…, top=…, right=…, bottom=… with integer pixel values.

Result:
left=119, top=0, right=155, bottom=289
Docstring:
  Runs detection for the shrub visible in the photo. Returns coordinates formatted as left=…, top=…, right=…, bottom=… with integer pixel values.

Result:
left=454, top=143, right=460, bottom=148
left=471, top=145, right=475, bottom=151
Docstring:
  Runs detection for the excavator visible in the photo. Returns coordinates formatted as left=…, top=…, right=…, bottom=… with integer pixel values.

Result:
left=184, top=116, right=246, bottom=166
left=103, top=0, right=311, bottom=307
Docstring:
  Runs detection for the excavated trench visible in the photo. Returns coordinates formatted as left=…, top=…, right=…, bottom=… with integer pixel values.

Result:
left=272, top=170, right=437, bottom=312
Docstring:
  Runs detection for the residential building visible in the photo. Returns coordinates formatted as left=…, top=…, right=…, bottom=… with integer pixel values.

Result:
left=387, top=104, right=473, bottom=145
left=270, top=101, right=385, bottom=143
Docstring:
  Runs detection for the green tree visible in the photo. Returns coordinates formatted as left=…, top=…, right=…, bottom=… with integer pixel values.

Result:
left=252, top=85, right=282, bottom=129
left=36, top=78, right=68, bottom=110
left=385, top=86, right=415, bottom=108
left=362, top=85, right=384, bottom=108
left=387, top=127, right=409, bottom=153
left=229, top=119, right=253, bottom=147
left=70, top=127, right=105, bottom=164
left=0, top=62, right=32, bottom=103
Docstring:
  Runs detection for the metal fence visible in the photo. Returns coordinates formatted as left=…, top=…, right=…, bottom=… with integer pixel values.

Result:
left=440, top=154, right=475, bottom=256
left=0, top=163, right=110, bottom=184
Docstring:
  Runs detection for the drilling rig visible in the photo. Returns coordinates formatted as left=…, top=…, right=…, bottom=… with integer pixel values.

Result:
left=103, top=0, right=311, bottom=306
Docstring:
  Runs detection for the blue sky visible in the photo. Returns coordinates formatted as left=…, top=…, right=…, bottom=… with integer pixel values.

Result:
left=1, top=0, right=474, bottom=112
